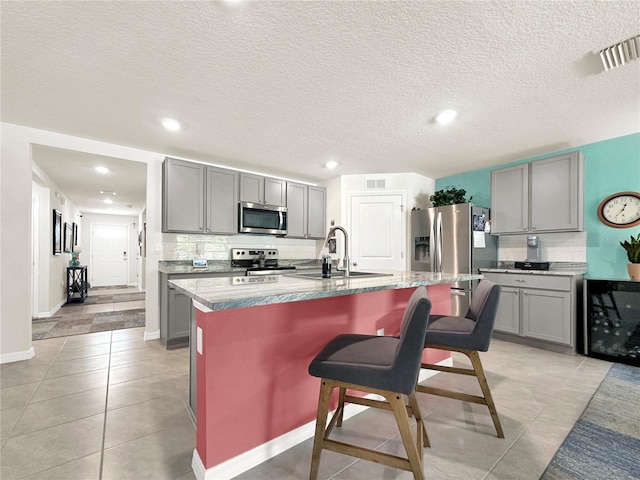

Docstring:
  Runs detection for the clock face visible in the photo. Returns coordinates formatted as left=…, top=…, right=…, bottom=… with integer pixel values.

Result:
left=597, top=192, right=640, bottom=228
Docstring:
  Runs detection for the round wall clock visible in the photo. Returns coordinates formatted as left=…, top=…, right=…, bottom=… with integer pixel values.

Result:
left=597, top=191, right=640, bottom=228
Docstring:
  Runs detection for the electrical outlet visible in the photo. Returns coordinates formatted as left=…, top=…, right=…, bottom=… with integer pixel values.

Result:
left=376, top=328, right=384, bottom=336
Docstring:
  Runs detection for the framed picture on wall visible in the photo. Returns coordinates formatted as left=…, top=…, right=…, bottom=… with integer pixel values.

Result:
left=64, top=222, right=72, bottom=253
left=53, top=209, right=62, bottom=255
left=72, top=222, right=78, bottom=250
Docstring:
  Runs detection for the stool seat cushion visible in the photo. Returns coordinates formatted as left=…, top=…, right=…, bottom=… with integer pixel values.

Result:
left=309, top=335, right=400, bottom=390
left=427, top=315, right=475, bottom=333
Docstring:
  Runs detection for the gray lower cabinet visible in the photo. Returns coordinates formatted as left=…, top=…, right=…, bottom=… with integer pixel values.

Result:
left=162, top=158, right=239, bottom=234
left=484, top=272, right=582, bottom=353
left=286, top=183, right=326, bottom=239
left=491, top=151, right=584, bottom=234
left=160, top=271, right=237, bottom=349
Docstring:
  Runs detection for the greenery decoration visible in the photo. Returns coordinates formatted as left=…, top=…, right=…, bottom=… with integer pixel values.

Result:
left=429, top=186, right=472, bottom=207
left=620, top=233, right=640, bottom=263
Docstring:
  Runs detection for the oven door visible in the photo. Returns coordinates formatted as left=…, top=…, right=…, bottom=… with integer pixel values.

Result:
left=239, top=202, right=287, bottom=235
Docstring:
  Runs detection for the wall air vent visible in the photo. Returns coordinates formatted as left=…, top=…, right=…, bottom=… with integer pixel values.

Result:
left=365, top=178, right=386, bottom=190
left=598, top=34, right=640, bottom=71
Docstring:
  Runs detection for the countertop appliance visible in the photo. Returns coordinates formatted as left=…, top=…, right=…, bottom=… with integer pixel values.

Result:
left=231, top=248, right=296, bottom=276
left=239, top=202, right=287, bottom=235
left=515, top=236, right=550, bottom=270
left=410, top=203, right=497, bottom=315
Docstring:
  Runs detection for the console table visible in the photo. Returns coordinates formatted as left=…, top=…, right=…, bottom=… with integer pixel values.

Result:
left=66, top=266, right=88, bottom=303
left=585, top=278, right=640, bottom=366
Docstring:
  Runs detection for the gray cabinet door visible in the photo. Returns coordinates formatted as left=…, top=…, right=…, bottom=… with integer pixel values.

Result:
left=307, top=186, right=326, bottom=239
left=521, top=288, right=572, bottom=345
left=239, top=172, right=264, bottom=204
left=286, top=182, right=308, bottom=238
left=490, top=164, right=528, bottom=234
left=265, top=177, right=287, bottom=206
left=168, top=288, right=191, bottom=341
left=206, top=166, right=239, bottom=234
left=493, top=286, right=520, bottom=334
left=530, top=152, right=583, bottom=232
left=163, top=158, right=205, bottom=233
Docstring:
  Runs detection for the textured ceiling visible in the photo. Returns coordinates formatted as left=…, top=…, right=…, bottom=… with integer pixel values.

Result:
left=2, top=1, right=640, bottom=210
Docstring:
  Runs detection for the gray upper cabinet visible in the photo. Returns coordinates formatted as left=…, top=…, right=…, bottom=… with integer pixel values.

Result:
left=163, top=158, right=239, bottom=234
left=491, top=151, right=584, bottom=234
left=286, top=182, right=308, bottom=238
left=206, top=166, right=239, bottom=234
left=285, top=183, right=326, bottom=239
left=307, top=186, right=326, bottom=239
left=240, top=173, right=287, bottom=206
left=490, top=164, right=528, bottom=234
left=163, top=158, right=205, bottom=233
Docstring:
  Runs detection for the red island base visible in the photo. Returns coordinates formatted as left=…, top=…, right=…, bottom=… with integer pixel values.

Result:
left=194, top=283, right=451, bottom=477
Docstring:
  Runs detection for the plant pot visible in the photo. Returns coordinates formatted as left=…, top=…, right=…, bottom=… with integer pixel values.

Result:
left=627, top=263, right=640, bottom=281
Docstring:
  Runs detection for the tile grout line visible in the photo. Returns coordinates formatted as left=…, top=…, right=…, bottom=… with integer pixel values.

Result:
left=98, top=330, right=114, bottom=480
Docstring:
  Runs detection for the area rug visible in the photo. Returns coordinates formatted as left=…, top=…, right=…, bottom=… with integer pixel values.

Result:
left=32, top=309, right=145, bottom=340
left=62, top=291, right=145, bottom=306
left=541, top=363, right=640, bottom=480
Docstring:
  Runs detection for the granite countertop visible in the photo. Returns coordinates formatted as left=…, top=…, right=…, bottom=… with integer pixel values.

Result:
left=480, top=262, right=586, bottom=276
left=169, top=271, right=483, bottom=311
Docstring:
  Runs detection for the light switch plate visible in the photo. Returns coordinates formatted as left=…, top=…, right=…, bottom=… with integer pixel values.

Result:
left=196, top=326, right=203, bottom=355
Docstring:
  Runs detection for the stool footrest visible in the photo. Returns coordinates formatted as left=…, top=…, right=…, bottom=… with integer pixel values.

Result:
left=416, top=385, right=487, bottom=405
left=323, top=439, right=413, bottom=472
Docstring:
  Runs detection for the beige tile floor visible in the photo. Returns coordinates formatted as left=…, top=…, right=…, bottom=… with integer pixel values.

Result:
left=1, top=325, right=611, bottom=480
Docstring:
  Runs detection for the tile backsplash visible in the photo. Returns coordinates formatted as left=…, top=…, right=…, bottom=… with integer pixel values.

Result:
left=159, top=233, right=320, bottom=261
left=497, top=232, right=587, bottom=262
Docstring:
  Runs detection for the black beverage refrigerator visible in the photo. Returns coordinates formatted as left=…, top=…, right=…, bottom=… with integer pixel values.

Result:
left=585, top=279, right=640, bottom=366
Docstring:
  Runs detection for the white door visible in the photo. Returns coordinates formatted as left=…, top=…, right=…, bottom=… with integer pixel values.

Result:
left=91, top=224, right=129, bottom=287
left=31, top=189, right=39, bottom=316
left=349, top=193, right=405, bottom=271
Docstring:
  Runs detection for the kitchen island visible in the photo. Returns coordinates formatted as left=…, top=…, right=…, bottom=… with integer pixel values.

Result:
left=170, top=271, right=483, bottom=480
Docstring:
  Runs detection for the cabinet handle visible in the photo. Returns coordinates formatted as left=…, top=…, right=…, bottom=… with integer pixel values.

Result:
left=515, top=279, right=525, bottom=283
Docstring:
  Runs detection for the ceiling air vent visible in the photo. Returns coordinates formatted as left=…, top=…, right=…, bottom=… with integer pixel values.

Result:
left=365, top=178, right=386, bottom=190
left=598, top=34, right=640, bottom=71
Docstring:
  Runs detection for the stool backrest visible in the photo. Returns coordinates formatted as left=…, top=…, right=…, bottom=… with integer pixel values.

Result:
left=392, top=287, right=432, bottom=394
left=466, top=279, right=502, bottom=350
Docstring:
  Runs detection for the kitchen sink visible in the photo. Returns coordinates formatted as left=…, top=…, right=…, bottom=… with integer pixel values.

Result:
left=287, top=270, right=393, bottom=280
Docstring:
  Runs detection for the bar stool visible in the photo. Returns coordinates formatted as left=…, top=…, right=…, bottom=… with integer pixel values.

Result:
left=417, top=279, right=505, bottom=438
left=308, top=287, right=433, bottom=480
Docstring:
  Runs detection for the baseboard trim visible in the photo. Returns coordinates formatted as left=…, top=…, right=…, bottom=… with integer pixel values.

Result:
left=34, top=299, right=66, bottom=319
left=191, top=356, right=453, bottom=480
left=1, top=346, right=36, bottom=364
left=143, top=329, right=160, bottom=341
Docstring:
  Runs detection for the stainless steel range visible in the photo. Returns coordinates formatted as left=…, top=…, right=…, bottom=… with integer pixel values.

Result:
left=231, top=248, right=296, bottom=276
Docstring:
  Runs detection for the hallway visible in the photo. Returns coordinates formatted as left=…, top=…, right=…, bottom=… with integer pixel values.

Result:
left=32, top=287, right=145, bottom=340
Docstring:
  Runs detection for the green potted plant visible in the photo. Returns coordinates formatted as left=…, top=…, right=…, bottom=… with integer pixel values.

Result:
left=429, top=186, right=472, bottom=207
left=620, top=232, right=640, bottom=280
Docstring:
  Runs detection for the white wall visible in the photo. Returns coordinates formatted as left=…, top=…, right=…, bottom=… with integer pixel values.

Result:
left=31, top=162, right=83, bottom=316
left=81, top=213, right=140, bottom=287
left=1, top=123, right=164, bottom=363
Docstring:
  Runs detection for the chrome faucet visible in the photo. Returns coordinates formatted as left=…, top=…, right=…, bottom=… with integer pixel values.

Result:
left=324, top=226, right=350, bottom=277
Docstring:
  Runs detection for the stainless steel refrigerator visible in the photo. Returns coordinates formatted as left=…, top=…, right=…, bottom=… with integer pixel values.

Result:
left=410, top=203, right=497, bottom=316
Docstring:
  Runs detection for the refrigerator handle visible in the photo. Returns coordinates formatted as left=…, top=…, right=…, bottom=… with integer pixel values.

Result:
left=436, top=211, right=443, bottom=273
left=429, top=211, right=436, bottom=272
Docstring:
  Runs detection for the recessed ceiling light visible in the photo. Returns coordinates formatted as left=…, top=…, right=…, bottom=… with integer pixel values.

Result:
left=103, top=198, right=113, bottom=204
left=435, top=109, right=458, bottom=125
left=100, top=190, right=116, bottom=195
left=95, top=166, right=109, bottom=174
left=324, top=160, right=338, bottom=169
left=162, top=118, right=181, bottom=131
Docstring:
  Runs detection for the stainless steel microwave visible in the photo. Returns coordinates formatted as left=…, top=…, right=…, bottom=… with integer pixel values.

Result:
left=239, top=202, right=288, bottom=235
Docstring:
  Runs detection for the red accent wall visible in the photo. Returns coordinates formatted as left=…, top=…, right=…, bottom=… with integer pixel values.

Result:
left=196, top=284, right=451, bottom=468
